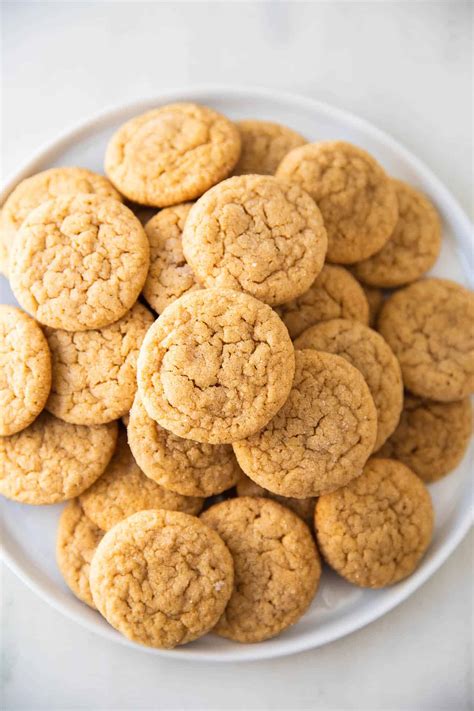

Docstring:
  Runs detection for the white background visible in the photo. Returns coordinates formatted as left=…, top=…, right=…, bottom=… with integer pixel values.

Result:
left=1, top=2, right=473, bottom=710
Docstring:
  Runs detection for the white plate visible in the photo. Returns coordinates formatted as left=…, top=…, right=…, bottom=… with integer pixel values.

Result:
left=1, top=86, right=473, bottom=663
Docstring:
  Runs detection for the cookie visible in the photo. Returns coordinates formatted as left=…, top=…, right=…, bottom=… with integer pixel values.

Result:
left=201, top=497, right=320, bottom=643
left=45, top=302, right=154, bottom=425
left=233, top=349, right=377, bottom=498
left=0, top=305, right=51, bottom=436
left=9, top=195, right=150, bottom=331
left=128, top=393, right=240, bottom=497
left=361, top=284, right=384, bottom=327
left=352, top=180, right=441, bottom=287
left=235, top=471, right=315, bottom=526
left=56, top=499, right=104, bottom=608
left=295, top=319, right=403, bottom=449
left=232, top=120, right=306, bottom=175
left=0, top=412, right=117, bottom=504
left=378, top=395, right=472, bottom=482
left=315, top=458, right=433, bottom=588
left=182, top=175, right=327, bottom=306
left=276, top=141, right=398, bottom=263
left=137, top=288, right=295, bottom=444
left=378, top=278, right=474, bottom=401
left=277, top=264, right=369, bottom=339
left=105, top=102, right=241, bottom=207
left=89, top=509, right=234, bottom=648
left=79, top=429, right=203, bottom=530
left=142, top=203, right=200, bottom=314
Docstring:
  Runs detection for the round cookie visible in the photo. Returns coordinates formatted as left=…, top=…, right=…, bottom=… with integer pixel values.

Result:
left=233, top=120, right=306, bottom=175
left=315, top=458, right=434, bottom=588
left=105, top=102, right=241, bottom=207
left=89, top=509, right=234, bottom=648
left=277, top=264, right=370, bottom=339
left=79, top=429, right=203, bottom=530
left=142, top=203, right=200, bottom=314
left=378, top=278, right=474, bottom=401
left=361, top=284, right=384, bottom=328
left=378, top=395, right=472, bottom=482
left=276, top=141, right=398, bottom=264
left=137, top=288, right=296, bottom=444
left=0, top=412, right=117, bottom=504
left=352, top=180, right=441, bottom=287
left=9, top=195, right=150, bottom=331
left=236, top=471, right=315, bottom=526
left=0, top=305, right=52, bottom=436
left=233, top=349, right=377, bottom=498
left=201, top=497, right=320, bottom=643
left=128, top=393, right=240, bottom=497
left=45, top=302, right=154, bottom=425
left=56, top=499, right=104, bottom=608
left=182, top=175, right=327, bottom=306
left=295, top=319, right=403, bottom=449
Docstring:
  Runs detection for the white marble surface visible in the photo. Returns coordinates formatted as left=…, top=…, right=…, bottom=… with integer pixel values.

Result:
left=1, top=2, right=472, bottom=709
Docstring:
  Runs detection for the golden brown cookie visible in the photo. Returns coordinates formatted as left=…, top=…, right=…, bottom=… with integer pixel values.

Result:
left=9, top=195, right=150, bottom=331
left=0, top=412, right=117, bottom=504
left=361, top=284, right=384, bottom=327
left=295, top=319, right=403, bottom=449
left=45, top=302, right=154, bottom=425
left=378, top=395, right=472, bottom=482
left=128, top=393, right=240, bottom=497
left=277, top=264, right=369, bottom=339
left=182, top=175, right=327, bottom=306
left=235, top=471, right=315, bottom=526
left=89, top=509, right=234, bottom=648
left=233, top=349, right=377, bottom=498
left=201, top=497, right=320, bottom=643
left=104, top=103, right=241, bottom=207
left=56, top=499, right=104, bottom=608
left=233, top=120, right=306, bottom=175
left=142, top=203, right=200, bottom=313
left=0, top=305, right=51, bottom=436
left=276, top=141, right=398, bottom=264
left=378, top=279, right=474, bottom=401
left=352, top=180, right=441, bottom=287
left=79, top=429, right=203, bottom=530
left=137, top=288, right=295, bottom=444
left=315, top=458, right=433, bottom=588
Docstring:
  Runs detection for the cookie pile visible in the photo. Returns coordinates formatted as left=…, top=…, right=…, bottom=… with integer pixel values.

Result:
left=1, top=103, right=473, bottom=650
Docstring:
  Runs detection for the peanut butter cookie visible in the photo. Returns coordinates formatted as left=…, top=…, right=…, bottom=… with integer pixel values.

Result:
left=295, top=319, right=403, bottom=449
left=45, top=303, right=154, bottom=425
left=89, top=509, right=234, bottom=648
left=361, top=284, right=384, bottom=327
left=9, top=195, right=150, bottom=331
left=236, top=471, right=315, bottom=526
left=182, top=175, right=327, bottom=306
left=201, top=497, right=320, bottom=643
left=0, top=412, right=117, bottom=504
left=233, top=349, right=377, bottom=498
left=378, top=395, right=472, bottom=482
left=0, top=305, right=51, bottom=436
left=276, top=141, right=398, bottom=263
left=315, top=458, right=433, bottom=588
left=233, top=120, right=306, bottom=175
left=105, top=103, right=241, bottom=207
left=137, top=289, right=295, bottom=444
left=378, top=279, right=474, bottom=401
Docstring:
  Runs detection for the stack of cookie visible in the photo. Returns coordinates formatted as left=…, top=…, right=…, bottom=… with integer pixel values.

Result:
left=1, top=103, right=472, bottom=649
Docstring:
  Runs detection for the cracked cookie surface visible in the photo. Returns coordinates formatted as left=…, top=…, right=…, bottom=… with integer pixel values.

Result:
left=236, top=471, right=316, bottom=526
left=0, top=412, right=117, bottom=504
left=276, top=141, right=398, bottom=263
left=137, top=288, right=295, bottom=444
left=9, top=195, right=150, bottom=331
left=45, top=302, right=154, bottom=425
left=0, top=305, right=52, bottom=436
left=315, top=458, right=433, bottom=588
left=378, top=278, right=474, bottom=401
left=89, top=509, right=234, bottom=648
left=233, top=349, right=377, bottom=498
left=105, top=102, right=241, bottom=207
left=233, top=120, right=306, bottom=175
left=295, top=319, right=403, bottom=449
left=201, top=497, right=320, bottom=643
left=182, top=175, right=327, bottom=306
